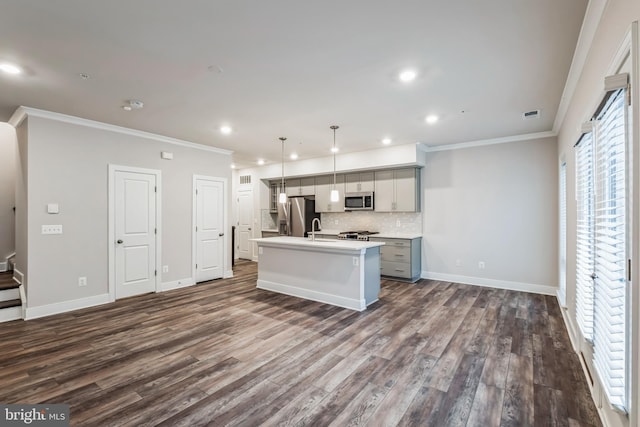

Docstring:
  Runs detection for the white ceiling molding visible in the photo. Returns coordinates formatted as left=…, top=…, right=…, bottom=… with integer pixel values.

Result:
left=8, top=106, right=233, bottom=156
left=420, top=130, right=557, bottom=153
left=552, top=0, right=609, bottom=134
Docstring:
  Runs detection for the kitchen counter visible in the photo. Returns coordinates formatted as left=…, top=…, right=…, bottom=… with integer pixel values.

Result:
left=307, top=229, right=422, bottom=240
left=252, top=236, right=384, bottom=252
left=251, top=236, right=384, bottom=311
left=373, top=232, right=422, bottom=239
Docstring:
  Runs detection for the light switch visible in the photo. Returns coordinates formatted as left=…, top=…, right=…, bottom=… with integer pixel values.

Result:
left=42, top=225, right=63, bottom=235
left=47, top=204, right=59, bottom=214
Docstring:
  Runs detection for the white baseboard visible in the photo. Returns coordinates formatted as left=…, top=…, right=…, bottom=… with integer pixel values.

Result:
left=13, top=269, right=24, bottom=285
left=421, top=271, right=557, bottom=295
left=555, top=294, right=612, bottom=427
left=257, top=279, right=366, bottom=311
left=25, top=293, right=110, bottom=320
left=160, top=277, right=195, bottom=292
left=224, top=269, right=234, bottom=279
left=0, top=306, right=22, bottom=322
left=0, top=261, right=7, bottom=272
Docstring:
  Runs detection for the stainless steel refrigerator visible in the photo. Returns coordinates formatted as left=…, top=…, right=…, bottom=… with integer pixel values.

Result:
left=277, top=196, right=320, bottom=237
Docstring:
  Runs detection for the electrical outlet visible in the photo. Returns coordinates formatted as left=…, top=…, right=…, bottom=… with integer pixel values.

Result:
left=78, top=276, right=87, bottom=287
left=456, top=259, right=462, bottom=267
left=396, top=219, right=401, bottom=227
left=478, top=261, right=485, bottom=269
left=259, top=247, right=263, bottom=255
left=334, top=219, right=339, bottom=225
left=42, top=225, right=63, bottom=234
left=352, top=257, right=359, bottom=266
left=162, top=265, right=169, bottom=273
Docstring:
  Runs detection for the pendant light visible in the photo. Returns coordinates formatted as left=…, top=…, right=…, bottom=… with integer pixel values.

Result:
left=330, top=125, right=339, bottom=202
left=278, top=137, right=287, bottom=204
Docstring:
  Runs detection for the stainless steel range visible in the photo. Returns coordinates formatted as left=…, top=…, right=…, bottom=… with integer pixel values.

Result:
left=337, top=231, right=379, bottom=241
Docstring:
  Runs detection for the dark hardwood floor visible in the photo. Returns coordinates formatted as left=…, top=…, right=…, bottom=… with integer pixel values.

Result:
left=0, top=261, right=601, bottom=427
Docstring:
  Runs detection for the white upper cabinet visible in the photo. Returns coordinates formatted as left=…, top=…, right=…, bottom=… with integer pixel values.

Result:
left=374, top=168, right=419, bottom=212
left=345, top=172, right=374, bottom=193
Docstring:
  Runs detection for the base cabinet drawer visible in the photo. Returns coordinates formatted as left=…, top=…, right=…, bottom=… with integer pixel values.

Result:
left=381, top=261, right=411, bottom=279
left=372, top=236, right=421, bottom=282
left=381, top=246, right=411, bottom=262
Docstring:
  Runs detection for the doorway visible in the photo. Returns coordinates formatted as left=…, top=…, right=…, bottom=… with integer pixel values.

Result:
left=108, top=165, right=161, bottom=300
left=193, top=176, right=225, bottom=283
left=237, top=189, right=253, bottom=260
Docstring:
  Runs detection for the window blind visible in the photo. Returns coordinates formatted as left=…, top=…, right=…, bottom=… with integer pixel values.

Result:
left=592, top=88, right=627, bottom=411
left=575, top=131, right=595, bottom=341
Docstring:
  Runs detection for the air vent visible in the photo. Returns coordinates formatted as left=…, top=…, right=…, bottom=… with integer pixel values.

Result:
left=239, top=175, right=251, bottom=185
left=522, top=110, right=540, bottom=119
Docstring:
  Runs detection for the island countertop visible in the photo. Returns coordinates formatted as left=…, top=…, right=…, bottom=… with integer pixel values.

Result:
left=251, top=236, right=385, bottom=252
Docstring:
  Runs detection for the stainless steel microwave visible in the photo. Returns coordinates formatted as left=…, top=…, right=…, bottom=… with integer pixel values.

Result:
left=344, top=192, right=374, bottom=210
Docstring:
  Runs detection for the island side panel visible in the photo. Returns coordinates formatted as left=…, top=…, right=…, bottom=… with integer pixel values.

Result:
left=256, top=244, right=366, bottom=310
left=363, top=246, right=381, bottom=306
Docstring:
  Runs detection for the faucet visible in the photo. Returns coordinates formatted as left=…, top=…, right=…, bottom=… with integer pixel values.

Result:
left=311, top=218, right=321, bottom=241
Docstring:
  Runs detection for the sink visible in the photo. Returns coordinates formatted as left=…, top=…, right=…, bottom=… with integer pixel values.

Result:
left=308, top=238, right=337, bottom=242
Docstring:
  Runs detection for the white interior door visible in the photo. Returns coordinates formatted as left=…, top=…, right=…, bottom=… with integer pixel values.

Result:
left=115, top=170, right=157, bottom=299
left=196, top=178, right=224, bottom=282
left=237, top=190, right=253, bottom=260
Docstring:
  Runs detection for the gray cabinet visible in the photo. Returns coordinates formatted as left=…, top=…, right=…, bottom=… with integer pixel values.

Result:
left=286, top=177, right=315, bottom=196
left=315, top=174, right=345, bottom=213
left=374, top=168, right=419, bottom=212
left=262, top=231, right=280, bottom=238
left=345, top=172, right=374, bottom=193
left=370, top=237, right=421, bottom=282
left=269, top=182, right=279, bottom=213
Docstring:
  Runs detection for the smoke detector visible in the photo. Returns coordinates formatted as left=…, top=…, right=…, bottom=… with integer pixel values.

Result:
left=128, top=99, right=144, bottom=109
left=522, top=109, right=540, bottom=119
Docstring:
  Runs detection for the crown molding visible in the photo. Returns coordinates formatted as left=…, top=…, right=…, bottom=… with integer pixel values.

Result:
left=8, top=106, right=233, bottom=156
left=420, top=130, right=556, bottom=153
left=552, top=0, right=609, bottom=134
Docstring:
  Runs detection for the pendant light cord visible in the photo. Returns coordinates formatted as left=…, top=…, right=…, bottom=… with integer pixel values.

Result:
left=279, top=137, right=286, bottom=192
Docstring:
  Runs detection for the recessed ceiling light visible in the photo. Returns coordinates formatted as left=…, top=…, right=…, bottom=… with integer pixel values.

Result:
left=230, top=163, right=236, bottom=169
left=257, top=159, right=265, bottom=165
left=399, top=69, right=417, bottom=83
left=331, top=147, right=339, bottom=153
left=79, top=73, right=90, bottom=80
left=220, top=125, right=232, bottom=135
left=425, top=115, right=439, bottom=124
left=382, top=138, right=392, bottom=145
left=122, top=106, right=132, bottom=111
left=290, top=153, right=298, bottom=160
left=0, top=63, right=22, bottom=75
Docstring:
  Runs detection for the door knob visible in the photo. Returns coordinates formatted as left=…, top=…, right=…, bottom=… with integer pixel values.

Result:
left=117, top=239, right=123, bottom=244
left=219, top=233, right=224, bottom=237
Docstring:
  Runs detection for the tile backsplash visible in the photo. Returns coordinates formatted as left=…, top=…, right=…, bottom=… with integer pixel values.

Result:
left=321, top=211, right=422, bottom=234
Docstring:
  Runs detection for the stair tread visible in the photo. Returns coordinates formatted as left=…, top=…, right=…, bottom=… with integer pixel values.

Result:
left=0, top=299, right=21, bottom=309
left=0, top=281, right=20, bottom=291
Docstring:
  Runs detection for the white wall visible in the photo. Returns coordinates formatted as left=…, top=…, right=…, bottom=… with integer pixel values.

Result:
left=13, top=109, right=232, bottom=311
left=14, top=119, right=28, bottom=287
left=557, top=0, right=640, bottom=426
left=0, top=123, right=16, bottom=265
left=422, top=136, right=558, bottom=294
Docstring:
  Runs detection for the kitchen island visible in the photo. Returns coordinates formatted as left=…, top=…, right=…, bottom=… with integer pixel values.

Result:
left=251, top=236, right=384, bottom=311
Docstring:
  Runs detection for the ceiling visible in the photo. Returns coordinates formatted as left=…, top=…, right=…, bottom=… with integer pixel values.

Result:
left=0, top=0, right=588, bottom=168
